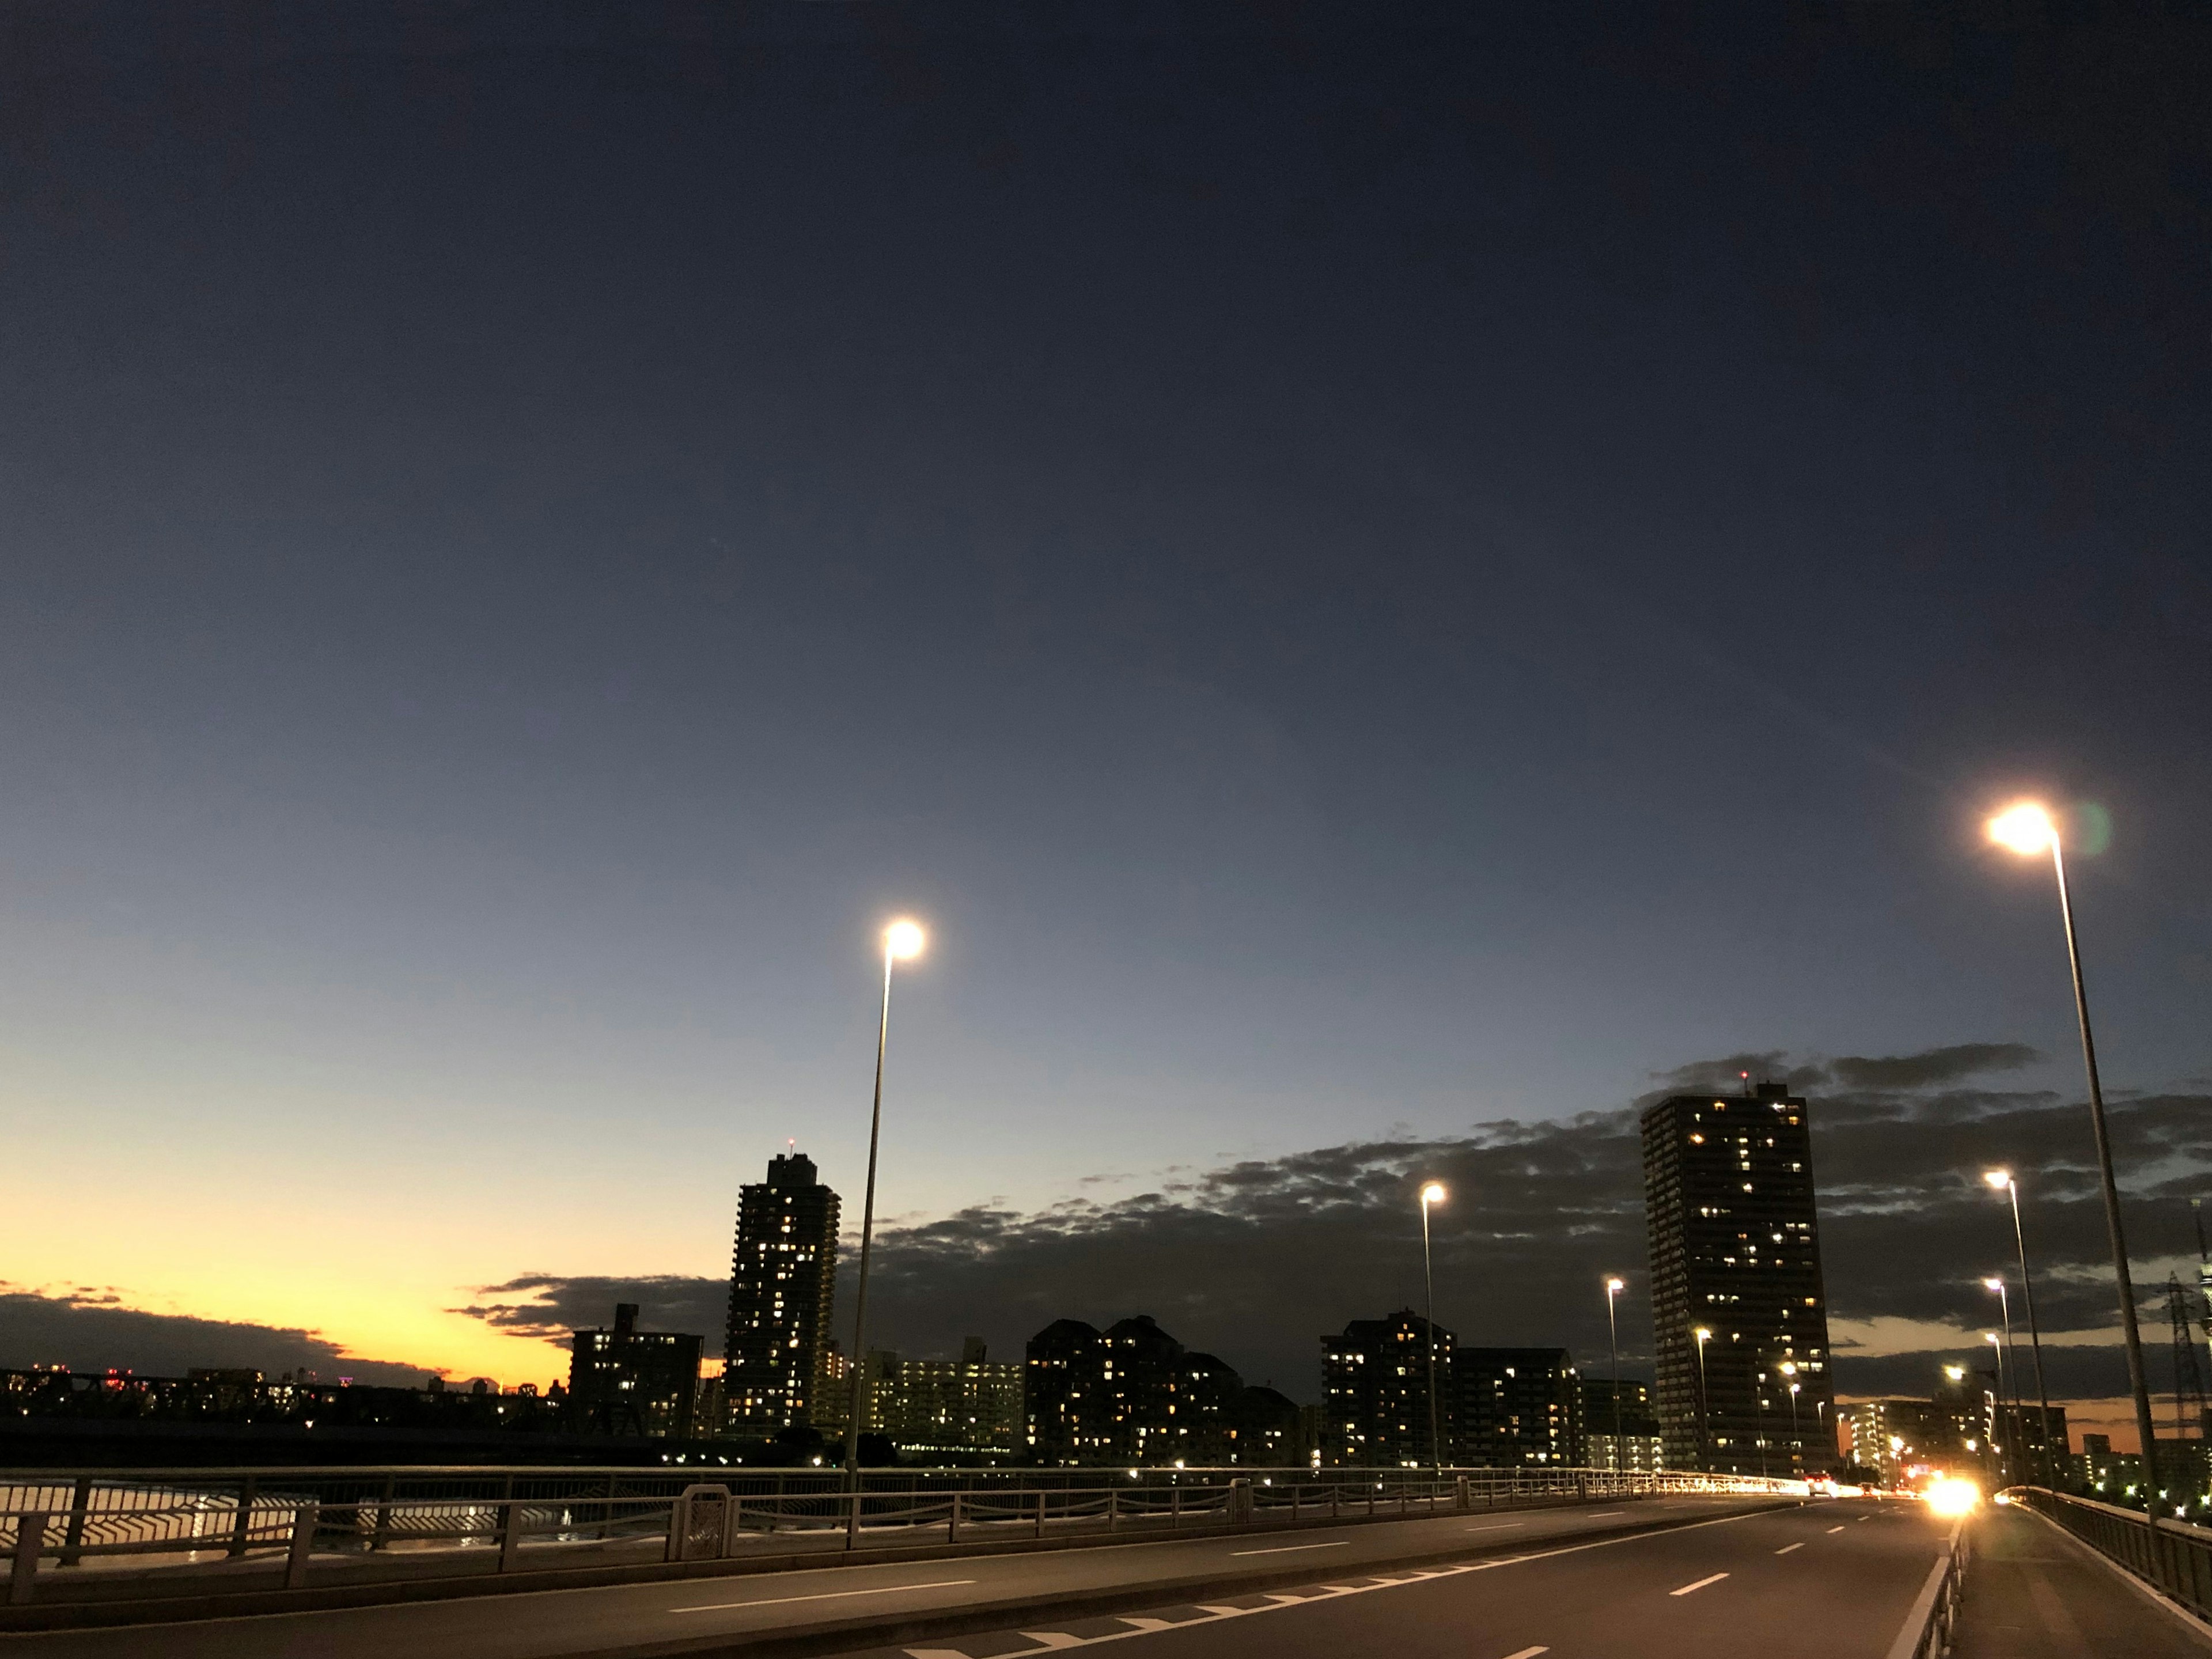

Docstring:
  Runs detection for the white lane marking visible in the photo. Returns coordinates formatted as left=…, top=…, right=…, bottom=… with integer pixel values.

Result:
left=1669, top=1572, right=1729, bottom=1596
left=1019, top=1637, right=1085, bottom=1650
left=1503, top=1649, right=1551, bottom=1659
left=675, top=1577, right=976, bottom=1613
left=904, top=1509, right=1774, bottom=1658
left=1775, top=1543, right=1804, bottom=1555
left=1466, top=1522, right=1527, bottom=1531
left=1230, top=1540, right=1351, bottom=1556
left=1589, top=1511, right=1626, bottom=1517
left=1827, top=1525, right=1847, bottom=1534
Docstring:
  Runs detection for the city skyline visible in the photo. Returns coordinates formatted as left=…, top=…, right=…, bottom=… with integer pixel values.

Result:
left=3, top=6, right=2207, bottom=1458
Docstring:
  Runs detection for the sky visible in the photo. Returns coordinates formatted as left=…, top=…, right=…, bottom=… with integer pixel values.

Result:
left=2, top=3, right=2207, bottom=1446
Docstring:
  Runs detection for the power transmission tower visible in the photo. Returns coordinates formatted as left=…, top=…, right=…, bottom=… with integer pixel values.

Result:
left=2167, top=1272, right=2209, bottom=1441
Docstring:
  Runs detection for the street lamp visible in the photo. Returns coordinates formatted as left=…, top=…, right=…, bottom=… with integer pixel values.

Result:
left=1983, top=1278, right=2023, bottom=1487
left=843, top=918, right=926, bottom=1480
left=1986, top=800, right=2161, bottom=1517
left=1419, top=1183, right=1447, bottom=1482
left=1604, top=1278, right=1626, bottom=1474
left=1985, top=1169, right=2057, bottom=1489
left=1693, top=1328, right=1713, bottom=1472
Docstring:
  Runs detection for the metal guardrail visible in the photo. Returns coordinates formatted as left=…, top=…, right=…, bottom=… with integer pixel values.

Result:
left=2020, top=1487, right=2212, bottom=1621
left=2, top=1464, right=1796, bottom=1606
left=1881, top=1517, right=1968, bottom=1659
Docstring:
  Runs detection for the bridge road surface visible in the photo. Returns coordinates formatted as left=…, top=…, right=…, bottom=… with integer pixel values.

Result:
left=0, top=1496, right=1798, bottom=1658
left=828, top=1500, right=1953, bottom=1659
left=0, top=1497, right=1936, bottom=1659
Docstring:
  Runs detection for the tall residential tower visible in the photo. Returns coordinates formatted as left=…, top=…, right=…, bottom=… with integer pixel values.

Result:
left=1642, top=1080, right=1835, bottom=1475
left=725, top=1151, right=840, bottom=1435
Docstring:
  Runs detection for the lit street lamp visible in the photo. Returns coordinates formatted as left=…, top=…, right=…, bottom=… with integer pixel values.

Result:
left=1420, top=1183, right=1447, bottom=1481
left=1604, top=1277, right=1626, bottom=1474
left=843, top=918, right=926, bottom=1480
left=1985, top=1169, right=2057, bottom=1489
left=1986, top=801, right=2161, bottom=1518
left=1983, top=1278, right=2023, bottom=1486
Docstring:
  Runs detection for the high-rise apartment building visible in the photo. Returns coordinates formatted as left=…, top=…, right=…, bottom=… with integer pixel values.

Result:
left=1321, top=1310, right=1453, bottom=1467
left=725, top=1151, right=840, bottom=1435
left=861, top=1338, right=1025, bottom=1459
left=1642, top=1081, right=1835, bottom=1475
left=1454, top=1347, right=1582, bottom=1467
left=1023, top=1315, right=1266, bottom=1465
left=1580, top=1378, right=1665, bottom=1472
left=568, top=1303, right=703, bottom=1437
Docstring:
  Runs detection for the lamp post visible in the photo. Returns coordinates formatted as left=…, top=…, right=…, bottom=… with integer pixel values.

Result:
left=1984, top=1278, right=2024, bottom=1487
left=843, top=918, right=926, bottom=1482
left=1779, top=1361, right=1800, bottom=1475
left=1693, top=1327, right=1713, bottom=1474
left=1604, top=1278, right=1626, bottom=1474
left=1756, top=1369, right=1770, bottom=1480
left=1419, top=1183, right=1447, bottom=1482
left=1985, top=1169, right=2057, bottom=1489
left=1986, top=801, right=2161, bottom=1519
left=1984, top=1334, right=2009, bottom=1483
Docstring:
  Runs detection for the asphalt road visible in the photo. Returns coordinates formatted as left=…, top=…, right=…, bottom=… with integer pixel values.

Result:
left=0, top=1495, right=1795, bottom=1659
left=824, top=1498, right=1952, bottom=1659
left=1953, top=1503, right=2212, bottom=1657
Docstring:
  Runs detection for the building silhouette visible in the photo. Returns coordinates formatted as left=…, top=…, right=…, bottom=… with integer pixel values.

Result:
left=1642, top=1080, right=1835, bottom=1475
left=725, top=1150, right=840, bottom=1435
left=568, top=1303, right=703, bottom=1437
left=1455, top=1347, right=1582, bottom=1467
left=1026, top=1318, right=1109, bottom=1463
left=1580, top=1378, right=1665, bottom=1472
left=1023, top=1315, right=1252, bottom=1465
left=1321, top=1310, right=1454, bottom=1467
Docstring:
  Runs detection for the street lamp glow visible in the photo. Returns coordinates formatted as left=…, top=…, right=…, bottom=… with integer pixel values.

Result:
left=1421, top=1183, right=1446, bottom=1205
left=1988, top=801, right=2057, bottom=855
left=1984, top=1169, right=2013, bottom=1191
left=884, top=919, right=926, bottom=960
left=1606, top=1277, right=1626, bottom=1293
left=1983, top=1277, right=2003, bottom=1293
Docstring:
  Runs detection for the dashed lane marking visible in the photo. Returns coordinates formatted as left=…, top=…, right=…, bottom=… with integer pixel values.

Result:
left=1466, top=1522, right=1526, bottom=1532
left=1827, top=1526, right=1847, bottom=1534
left=675, top=1578, right=977, bottom=1613
left=1229, top=1540, right=1351, bottom=1556
left=1775, top=1543, right=1804, bottom=1555
left=892, top=1511, right=1771, bottom=1658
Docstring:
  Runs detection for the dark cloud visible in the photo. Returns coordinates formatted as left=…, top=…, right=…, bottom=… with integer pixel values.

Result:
left=460, top=1045, right=2212, bottom=1425
left=0, top=1286, right=432, bottom=1386
left=451, top=1275, right=726, bottom=1345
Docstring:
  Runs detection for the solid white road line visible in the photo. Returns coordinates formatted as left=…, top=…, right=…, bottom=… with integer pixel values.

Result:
left=1775, top=1543, right=1804, bottom=1555
left=1230, top=1541, right=1351, bottom=1556
left=1502, top=1648, right=1550, bottom=1658
left=675, top=1578, right=977, bottom=1613
left=1669, top=1572, right=1729, bottom=1597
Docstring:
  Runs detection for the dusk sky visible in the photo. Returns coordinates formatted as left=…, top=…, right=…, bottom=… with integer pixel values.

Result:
left=4, top=4, right=2207, bottom=1442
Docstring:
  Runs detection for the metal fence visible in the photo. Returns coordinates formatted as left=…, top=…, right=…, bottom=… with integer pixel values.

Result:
left=1883, top=1517, right=1968, bottom=1659
left=3, top=1463, right=1795, bottom=1608
left=2020, top=1487, right=2212, bottom=1621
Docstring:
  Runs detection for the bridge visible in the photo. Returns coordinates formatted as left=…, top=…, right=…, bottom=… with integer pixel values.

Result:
left=2, top=1467, right=2203, bottom=1656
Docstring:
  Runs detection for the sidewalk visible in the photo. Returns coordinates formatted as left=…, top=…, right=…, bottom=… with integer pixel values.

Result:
left=1953, top=1502, right=2212, bottom=1657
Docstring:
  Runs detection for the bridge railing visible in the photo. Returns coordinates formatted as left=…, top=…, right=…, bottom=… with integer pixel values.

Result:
left=2017, top=1487, right=2212, bottom=1620
left=2, top=1464, right=1797, bottom=1607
